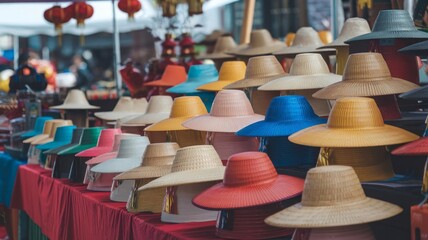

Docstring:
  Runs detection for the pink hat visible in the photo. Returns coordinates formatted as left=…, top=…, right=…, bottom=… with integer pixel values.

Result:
left=206, top=132, right=259, bottom=162
left=76, top=128, right=122, bottom=157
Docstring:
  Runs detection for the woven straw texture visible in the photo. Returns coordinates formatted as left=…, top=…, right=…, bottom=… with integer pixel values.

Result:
left=50, top=89, right=99, bottom=109
left=121, top=96, right=173, bottom=127
left=293, top=224, right=375, bottom=240
left=226, top=29, right=286, bottom=57
left=126, top=178, right=166, bottom=213
left=319, top=18, right=371, bottom=49
left=197, top=36, right=237, bottom=60
left=144, top=65, right=187, bottom=87
left=197, top=61, right=246, bottom=91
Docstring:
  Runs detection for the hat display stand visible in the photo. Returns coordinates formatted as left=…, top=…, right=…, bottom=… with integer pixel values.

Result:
left=292, top=224, right=375, bottom=240
left=126, top=178, right=166, bottom=213
left=110, top=179, right=135, bottom=202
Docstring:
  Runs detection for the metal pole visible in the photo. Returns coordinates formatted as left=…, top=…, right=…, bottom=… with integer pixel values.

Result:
left=240, top=0, right=255, bottom=44
left=13, top=35, right=19, bottom=68
left=330, top=0, right=338, bottom=39
left=112, top=0, right=122, bottom=97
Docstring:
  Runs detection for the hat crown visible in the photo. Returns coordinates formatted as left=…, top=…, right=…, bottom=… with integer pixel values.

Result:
left=292, top=27, right=323, bottom=47
left=54, top=125, right=76, bottom=142
left=146, top=95, right=173, bottom=114
left=245, top=56, right=285, bottom=79
left=213, top=36, right=237, bottom=53
left=34, top=117, right=53, bottom=133
left=302, top=166, right=366, bottom=206
left=372, top=10, right=416, bottom=32
left=141, top=142, right=179, bottom=166
left=210, top=90, right=255, bottom=117
left=224, top=152, right=277, bottom=187
left=289, top=53, right=330, bottom=75
left=187, top=64, right=219, bottom=82
left=112, top=133, right=139, bottom=151
left=330, top=146, right=390, bottom=167
left=343, top=53, right=391, bottom=82
left=42, top=120, right=56, bottom=134
left=63, top=89, right=92, bottom=106
left=97, top=128, right=122, bottom=148
left=265, top=96, right=318, bottom=122
left=218, top=61, right=246, bottom=82
left=133, top=98, right=148, bottom=110
left=170, top=145, right=223, bottom=173
left=71, top=128, right=84, bottom=144
left=338, top=18, right=371, bottom=40
left=170, top=96, right=208, bottom=118
left=117, top=136, right=150, bottom=158
left=113, top=97, right=133, bottom=111
left=327, top=98, right=384, bottom=129
left=80, top=127, right=103, bottom=145
left=160, top=65, right=187, bottom=82
left=250, top=29, right=275, bottom=47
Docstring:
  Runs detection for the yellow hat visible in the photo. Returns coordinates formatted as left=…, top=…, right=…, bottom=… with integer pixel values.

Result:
left=197, top=61, right=246, bottom=92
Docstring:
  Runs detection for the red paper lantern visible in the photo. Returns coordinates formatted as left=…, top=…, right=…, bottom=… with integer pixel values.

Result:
left=44, top=5, right=72, bottom=32
left=118, top=0, right=142, bottom=20
left=67, top=1, right=94, bottom=27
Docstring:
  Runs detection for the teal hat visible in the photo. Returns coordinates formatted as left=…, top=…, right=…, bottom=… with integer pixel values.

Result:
left=166, top=64, right=219, bottom=94
left=58, top=127, right=103, bottom=156
left=21, top=116, right=54, bottom=138
left=37, top=125, right=77, bottom=151
left=43, top=128, right=84, bottom=155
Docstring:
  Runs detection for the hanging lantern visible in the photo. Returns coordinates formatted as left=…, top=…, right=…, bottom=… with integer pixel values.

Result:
left=67, top=1, right=94, bottom=27
left=44, top=6, right=72, bottom=46
left=187, top=0, right=203, bottom=16
left=179, top=32, right=195, bottom=57
left=118, top=0, right=142, bottom=20
left=159, top=0, right=178, bottom=18
left=161, top=33, right=177, bottom=58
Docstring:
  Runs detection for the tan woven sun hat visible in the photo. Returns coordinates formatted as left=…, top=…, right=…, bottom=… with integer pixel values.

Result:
left=198, top=36, right=237, bottom=60
left=258, top=53, right=342, bottom=91
left=50, top=89, right=99, bottom=110
left=226, top=29, right=286, bottom=57
left=223, top=56, right=287, bottom=89
left=289, top=97, right=419, bottom=147
left=120, top=96, right=173, bottom=127
left=23, top=120, right=71, bottom=144
left=313, top=53, right=419, bottom=100
left=30, top=120, right=73, bottom=145
left=138, top=145, right=225, bottom=191
left=197, top=61, right=246, bottom=92
left=114, top=142, right=180, bottom=180
left=95, top=97, right=148, bottom=121
left=265, top=165, right=402, bottom=228
left=318, top=18, right=371, bottom=49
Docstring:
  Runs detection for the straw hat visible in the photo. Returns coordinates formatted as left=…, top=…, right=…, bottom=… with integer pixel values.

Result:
left=120, top=96, right=173, bottom=127
left=312, top=53, right=419, bottom=99
left=318, top=18, right=371, bottom=49
left=293, top=224, right=375, bottom=240
left=197, top=61, right=246, bottom=91
left=198, top=36, right=237, bottom=60
left=144, top=65, right=187, bottom=87
left=75, top=128, right=122, bottom=157
left=224, top=56, right=287, bottom=89
left=399, top=85, right=428, bottom=100
left=399, top=40, right=428, bottom=56
left=392, top=137, right=428, bottom=156
left=264, top=165, right=402, bottom=228
left=144, top=96, right=208, bottom=132
left=258, top=53, right=342, bottom=91
left=289, top=97, right=419, bottom=147
left=126, top=178, right=168, bottom=213
left=94, top=97, right=148, bottom=121
left=21, top=116, right=53, bottom=138
left=166, top=64, right=218, bottom=94
left=37, top=125, right=76, bottom=151
left=207, top=132, right=259, bottom=161
left=114, top=142, right=180, bottom=180
left=273, top=27, right=335, bottom=57
left=166, top=129, right=206, bottom=148
left=138, top=145, right=225, bottom=190
left=58, top=127, right=104, bottom=155
left=346, top=10, right=428, bottom=43
left=50, top=89, right=99, bottom=110
left=30, top=120, right=73, bottom=145
left=23, top=120, right=71, bottom=144
left=226, top=29, right=286, bottom=57
left=193, top=151, right=303, bottom=209
left=182, top=90, right=264, bottom=132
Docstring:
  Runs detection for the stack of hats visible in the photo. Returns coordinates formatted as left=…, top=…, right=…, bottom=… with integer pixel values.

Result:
left=44, top=128, right=84, bottom=170
left=94, top=97, right=148, bottom=121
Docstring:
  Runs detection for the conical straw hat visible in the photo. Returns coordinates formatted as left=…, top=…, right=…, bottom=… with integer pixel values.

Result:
left=50, top=89, right=99, bottom=110
left=197, top=61, right=246, bottom=91
left=30, top=120, right=73, bottom=145
left=198, top=36, right=237, bottom=60
left=264, top=165, right=402, bottom=228
left=258, top=53, right=342, bottom=91
left=226, top=29, right=286, bottom=57
left=138, top=145, right=225, bottom=190
left=144, top=96, right=208, bottom=132
left=121, top=96, right=173, bottom=127
left=224, top=56, right=287, bottom=89
left=166, top=64, right=219, bottom=94
left=293, top=224, right=375, bottom=240
left=24, top=120, right=71, bottom=144
left=318, top=18, right=371, bottom=49
left=313, top=53, right=419, bottom=99
left=399, top=40, right=428, bottom=56
left=75, top=128, right=122, bottom=157
left=21, top=116, right=53, bottom=138
left=288, top=97, right=419, bottom=147
left=94, top=97, right=148, bottom=121
left=144, top=65, right=187, bottom=87
left=182, top=90, right=264, bottom=132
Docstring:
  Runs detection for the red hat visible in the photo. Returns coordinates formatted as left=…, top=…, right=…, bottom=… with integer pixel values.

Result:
left=144, top=65, right=187, bottom=87
left=392, top=137, right=428, bottom=156
left=192, top=152, right=304, bottom=209
left=75, top=128, right=122, bottom=157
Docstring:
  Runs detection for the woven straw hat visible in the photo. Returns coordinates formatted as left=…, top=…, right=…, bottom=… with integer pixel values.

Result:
left=50, top=89, right=99, bottom=110
left=226, top=29, right=286, bottom=57
left=21, top=116, right=53, bottom=138
left=273, top=27, right=335, bottom=57
left=207, top=132, right=259, bottom=161
left=224, top=56, right=287, bottom=89
left=258, top=53, right=342, bottom=91
left=392, top=137, right=428, bottom=156
left=193, top=151, right=304, bottom=209
left=126, top=178, right=167, bottom=213
left=30, top=120, right=73, bottom=145
left=166, top=64, right=219, bottom=94
left=120, top=96, right=173, bottom=127
left=37, top=125, right=76, bottom=151
left=75, top=128, right=122, bottom=157
left=198, top=36, right=237, bottom=60
left=94, top=97, right=148, bottom=121
left=138, top=145, right=225, bottom=190
left=144, top=65, right=187, bottom=87
left=182, top=90, right=264, bottom=132
left=318, top=18, right=371, bottom=49
left=197, top=61, right=246, bottom=91
left=289, top=97, right=419, bottom=147
left=24, top=120, right=72, bottom=144
left=293, top=224, right=375, bottom=240
left=144, top=96, right=208, bottom=132
left=114, top=142, right=180, bottom=180
left=399, top=40, right=428, bottom=56
left=265, top=165, right=402, bottom=228
left=313, top=53, right=418, bottom=99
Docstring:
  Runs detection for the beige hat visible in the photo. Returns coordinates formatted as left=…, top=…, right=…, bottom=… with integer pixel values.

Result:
left=198, top=36, right=237, bottom=60
left=224, top=56, right=287, bottom=89
left=23, top=120, right=71, bottom=144
left=265, top=165, right=402, bottom=228
left=313, top=53, right=419, bottom=99
left=138, top=145, right=225, bottom=190
left=50, top=89, right=99, bottom=110
left=120, top=96, right=173, bottom=127
left=94, top=97, right=148, bottom=121
left=126, top=178, right=167, bottom=213
left=226, top=29, right=286, bottom=57
left=318, top=18, right=371, bottom=49
left=30, top=120, right=73, bottom=145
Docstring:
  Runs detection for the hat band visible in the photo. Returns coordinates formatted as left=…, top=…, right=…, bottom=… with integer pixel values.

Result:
left=163, top=186, right=178, bottom=214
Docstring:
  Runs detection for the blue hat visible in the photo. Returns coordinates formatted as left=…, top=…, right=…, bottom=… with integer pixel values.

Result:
left=185, top=92, right=216, bottom=112
left=37, top=125, right=77, bottom=151
left=166, top=64, right=219, bottom=94
left=43, top=128, right=84, bottom=155
left=236, top=95, right=326, bottom=137
left=21, top=116, right=54, bottom=138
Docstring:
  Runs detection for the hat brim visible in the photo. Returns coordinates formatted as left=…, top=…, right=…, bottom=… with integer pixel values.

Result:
left=144, top=117, right=192, bottom=131
left=227, top=42, right=286, bottom=57
left=90, top=157, right=142, bottom=173
left=121, top=113, right=170, bottom=127
left=75, top=146, right=112, bottom=157
left=182, top=114, right=265, bottom=133
left=23, top=134, right=49, bottom=144
left=197, top=80, right=240, bottom=92
left=224, top=73, right=288, bottom=89
left=144, top=79, right=184, bottom=87
left=258, top=74, right=342, bottom=91
left=289, top=124, right=419, bottom=147
left=85, top=152, right=117, bottom=165
left=31, top=137, right=54, bottom=145
left=113, top=165, right=172, bottom=180
left=273, top=46, right=335, bottom=57
left=399, top=40, right=428, bottom=55
left=21, top=130, right=41, bottom=138
left=37, top=141, right=70, bottom=151
left=197, top=52, right=236, bottom=60
left=43, top=143, right=79, bottom=155
left=94, top=112, right=141, bottom=121
left=391, top=137, right=428, bottom=156
left=345, top=30, right=428, bottom=43
left=192, top=175, right=304, bottom=210
left=58, top=144, right=95, bottom=155
left=399, top=85, right=428, bottom=100
left=166, top=79, right=218, bottom=94
left=265, top=197, right=402, bottom=228
left=50, top=104, right=99, bottom=110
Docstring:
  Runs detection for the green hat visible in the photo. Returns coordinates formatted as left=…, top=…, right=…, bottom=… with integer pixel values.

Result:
left=43, top=128, right=84, bottom=155
left=58, top=127, right=104, bottom=156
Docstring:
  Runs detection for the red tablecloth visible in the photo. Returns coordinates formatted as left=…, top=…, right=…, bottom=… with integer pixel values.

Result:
left=11, top=165, right=219, bottom=240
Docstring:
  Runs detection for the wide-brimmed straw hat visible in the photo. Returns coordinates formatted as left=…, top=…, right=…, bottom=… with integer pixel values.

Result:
left=318, top=18, right=371, bottom=49
left=293, top=224, right=375, bottom=239
left=138, top=145, right=225, bottom=190
left=182, top=90, right=264, bottom=132
left=144, top=65, right=187, bottom=87
left=273, top=27, right=335, bottom=57
left=114, top=142, right=179, bottom=180
left=399, top=40, right=428, bottom=56
left=21, top=116, right=53, bottom=138
left=289, top=97, right=419, bottom=147
left=258, top=53, right=342, bottom=91
left=224, top=56, right=287, bottom=89
left=94, top=97, right=148, bottom=121
left=50, top=89, right=99, bottom=110
left=226, top=29, right=286, bottom=57
left=265, top=165, right=402, bottom=228
left=346, top=10, right=428, bottom=44
left=58, top=127, right=104, bottom=155
left=23, top=120, right=71, bottom=144
left=392, top=137, right=428, bottom=156
left=144, top=96, right=208, bottom=132
left=166, top=64, right=219, bottom=94
left=37, top=125, right=76, bottom=151
left=75, top=128, right=122, bottom=157
left=313, top=53, right=418, bottom=99
left=197, top=61, right=246, bottom=91
left=120, top=96, right=173, bottom=127
left=30, top=120, right=73, bottom=145
left=198, top=36, right=237, bottom=60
